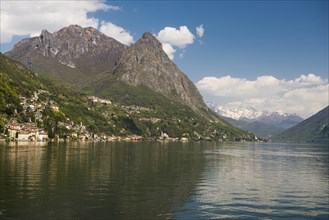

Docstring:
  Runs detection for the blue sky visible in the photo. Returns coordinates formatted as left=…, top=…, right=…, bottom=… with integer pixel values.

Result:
left=1, top=0, right=328, bottom=116
left=108, top=1, right=328, bottom=82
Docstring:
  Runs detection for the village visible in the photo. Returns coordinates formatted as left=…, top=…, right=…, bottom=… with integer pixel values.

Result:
left=2, top=90, right=91, bottom=142
left=1, top=91, right=184, bottom=142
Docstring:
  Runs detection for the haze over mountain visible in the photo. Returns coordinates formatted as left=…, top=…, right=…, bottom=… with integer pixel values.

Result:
left=274, top=106, right=329, bottom=143
left=3, top=25, right=255, bottom=141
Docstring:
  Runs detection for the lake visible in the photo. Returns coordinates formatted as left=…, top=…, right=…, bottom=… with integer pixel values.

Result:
left=0, top=141, right=328, bottom=219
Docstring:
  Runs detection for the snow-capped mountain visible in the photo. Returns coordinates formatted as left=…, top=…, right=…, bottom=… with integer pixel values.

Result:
left=207, top=103, right=302, bottom=122
left=207, top=103, right=297, bottom=121
left=206, top=102, right=304, bottom=138
left=215, top=106, right=267, bottom=120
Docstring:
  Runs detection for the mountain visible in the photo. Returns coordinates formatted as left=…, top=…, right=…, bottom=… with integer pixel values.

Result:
left=2, top=24, right=255, bottom=141
left=0, top=53, right=43, bottom=122
left=111, top=32, right=205, bottom=111
left=211, top=105, right=265, bottom=120
left=257, top=112, right=304, bottom=129
left=1, top=53, right=253, bottom=140
left=0, top=53, right=131, bottom=137
left=274, top=106, right=329, bottom=143
left=7, top=25, right=209, bottom=114
left=212, top=105, right=303, bottom=127
left=222, top=116, right=285, bottom=139
left=6, top=25, right=127, bottom=87
left=207, top=103, right=303, bottom=138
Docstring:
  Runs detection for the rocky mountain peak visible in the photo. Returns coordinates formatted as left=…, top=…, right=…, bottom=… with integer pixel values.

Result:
left=140, top=32, right=162, bottom=47
left=142, top=32, right=154, bottom=39
left=6, top=25, right=128, bottom=83
left=132, top=32, right=166, bottom=60
left=40, top=29, right=51, bottom=37
left=113, top=32, right=206, bottom=111
left=67, top=24, right=86, bottom=30
left=57, top=25, right=100, bottom=39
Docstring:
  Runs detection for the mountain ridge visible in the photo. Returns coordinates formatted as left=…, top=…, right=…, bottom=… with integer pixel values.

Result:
left=273, top=106, right=329, bottom=143
left=209, top=104, right=303, bottom=121
left=207, top=103, right=304, bottom=138
left=6, top=24, right=127, bottom=87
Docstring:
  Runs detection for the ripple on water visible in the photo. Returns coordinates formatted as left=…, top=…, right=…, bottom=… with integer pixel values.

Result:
left=1, top=142, right=328, bottom=219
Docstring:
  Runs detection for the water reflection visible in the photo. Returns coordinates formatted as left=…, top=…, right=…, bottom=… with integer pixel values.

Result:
left=0, top=141, right=205, bottom=219
left=175, top=143, right=329, bottom=219
left=1, top=142, right=328, bottom=219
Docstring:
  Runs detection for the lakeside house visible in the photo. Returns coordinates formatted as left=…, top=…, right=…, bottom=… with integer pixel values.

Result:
left=6, top=120, right=48, bottom=141
left=17, top=131, right=30, bottom=141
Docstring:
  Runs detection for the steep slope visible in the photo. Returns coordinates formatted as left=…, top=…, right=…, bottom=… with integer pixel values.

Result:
left=6, top=25, right=127, bottom=87
left=1, top=53, right=254, bottom=141
left=0, top=53, right=43, bottom=125
left=0, top=53, right=121, bottom=136
left=111, top=32, right=205, bottom=111
left=88, top=31, right=223, bottom=123
left=274, top=106, right=329, bottom=143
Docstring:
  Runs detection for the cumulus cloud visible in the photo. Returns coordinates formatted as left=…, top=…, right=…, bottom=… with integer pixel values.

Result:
left=0, top=0, right=120, bottom=43
left=157, top=26, right=195, bottom=48
left=161, top=43, right=176, bottom=60
left=100, top=21, right=134, bottom=45
left=196, top=74, right=329, bottom=118
left=196, top=24, right=205, bottom=37
left=156, top=26, right=196, bottom=60
left=156, top=25, right=206, bottom=59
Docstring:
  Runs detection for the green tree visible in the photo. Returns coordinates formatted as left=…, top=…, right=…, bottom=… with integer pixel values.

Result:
left=0, top=119, right=5, bottom=133
left=42, top=106, right=66, bottom=138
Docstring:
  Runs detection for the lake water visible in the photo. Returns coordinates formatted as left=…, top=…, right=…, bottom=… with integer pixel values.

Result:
left=0, top=142, right=328, bottom=219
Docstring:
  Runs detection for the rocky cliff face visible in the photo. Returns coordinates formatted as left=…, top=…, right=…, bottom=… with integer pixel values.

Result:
left=6, top=25, right=127, bottom=84
left=113, top=32, right=206, bottom=110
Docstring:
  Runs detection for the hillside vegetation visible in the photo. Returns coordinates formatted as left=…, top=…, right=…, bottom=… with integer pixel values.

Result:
left=0, top=54, right=254, bottom=141
left=274, top=106, right=329, bottom=143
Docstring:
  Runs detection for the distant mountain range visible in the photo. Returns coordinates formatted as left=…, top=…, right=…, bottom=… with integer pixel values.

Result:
left=1, top=25, right=255, bottom=141
left=207, top=103, right=304, bottom=138
left=273, top=106, right=329, bottom=143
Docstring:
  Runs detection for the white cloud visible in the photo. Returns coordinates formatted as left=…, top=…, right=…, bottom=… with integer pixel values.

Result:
left=196, top=24, right=205, bottom=38
left=0, top=0, right=119, bottom=43
left=100, top=21, right=134, bottom=45
left=196, top=74, right=329, bottom=118
left=156, top=26, right=195, bottom=60
left=161, top=43, right=176, bottom=60
left=157, top=26, right=195, bottom=48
